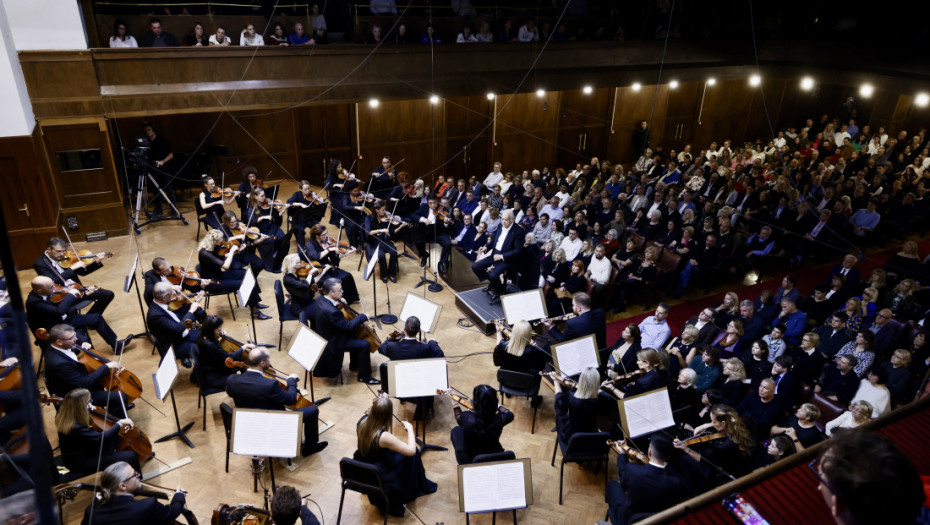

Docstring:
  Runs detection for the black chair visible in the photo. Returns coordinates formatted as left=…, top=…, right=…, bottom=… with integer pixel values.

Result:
left=220, top=402, right=234, bottom=473
left=473, top=450, right=516, bottom=464
left=274, top=280, right=301, bottom=350
left=197, top=264, right=237, bottom=321
left=550, top=430, right=610, bottom=505
left=190, top=345, right=226, bottom=431
left=337, top=457, right=390, bottom=525
left=496, top=369, right=541, bottom=433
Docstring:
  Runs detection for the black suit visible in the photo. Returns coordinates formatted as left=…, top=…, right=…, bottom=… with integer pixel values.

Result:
left=81, top=493, right=186, bottom=525
left=606, top=458, right=684, bottom=525
left=146, top=303, right=203, bottom=360
left=684, top=317, right=721, bottom=348
left=26, top=291, right=119, bottom=350
left=378, top=337, right=445, bottom=419
left=772, top=371, right=803, bottom=408
left=789, top=348, right=826, bottom=384
left=825, top=264, right=861, bottom=293
left=813, top=326, right=850, bottom=358
left=549, top=309, right=607, bottom=350
left=313, top=297, right=372, bottom=378
left=283, top=273, right=317, bottom=319
left=44, top=345, right=128, bottom=418
left=33, top=253, right=114, bottom=316
left=471, top=224, right=525, bottom=295
left=226, top=370, right=320, bottom=456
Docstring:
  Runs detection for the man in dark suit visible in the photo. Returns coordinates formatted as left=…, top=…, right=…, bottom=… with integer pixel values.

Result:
left=43, top=323, right=129, bottom=418
left=26, top=276, right=132, bottom=354
left=439, top=212, right=476, bottom=275
left=146, top=282, right=205, bottom=368
left=81, top=461, right=186, bottom=524
left=813, top=313, right=851, bottom=358
left=824, top=254, right=862, bottom=294
left=142, top=256, right=199, bottom=306
left=683, top=307, right=721, bottom=348
left=378, top=316, right=444, bottom=419
left=312, top=278, right=379, bottom=384
left=407, top=195, right=451, bottom=268
left=543, top=292, right=607, bottom=350
left=226, top=348, right=327, bottom=457
left=861, top=308, right=898, bottom=358
left=33, top=237, right=114, bottom=316
left=471, top=209, right=524, bottom=304
left=605, top=434, right=685, bottom=525
left=771, top=355, right=803, bottom=409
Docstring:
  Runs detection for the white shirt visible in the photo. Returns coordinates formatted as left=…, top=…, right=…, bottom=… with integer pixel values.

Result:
left=52, top=344, right=80, bottom=363
left=851, top=380, right=890, bottom=419
left=109, top=35, right=138, bottom=48
left=209, top=34, right=232, bottom=45
left=559, top=236, right=583, bottom=261
left=588, top=255, right=611, bottom=285
left=554, top=191, right=571, bottom=209
left=240, top=33, right=265, bottom=46
left=484, top=171, right=504, bottom=188
left=517, top=25, right=538, bottom=42
left=495, top=225, right=512, bottom=252
left=540, top=204, right=563, bottom=221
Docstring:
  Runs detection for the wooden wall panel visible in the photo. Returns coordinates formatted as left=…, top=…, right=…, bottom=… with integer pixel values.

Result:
left=357, top=99, right=444, bottom=183
left=607, top=85, right=670, bottom=163
left=442, top=96, right=490, bottom=185
left=556, top=88, right=611, bottom=168
left=493, top=93, right=560, bottom=173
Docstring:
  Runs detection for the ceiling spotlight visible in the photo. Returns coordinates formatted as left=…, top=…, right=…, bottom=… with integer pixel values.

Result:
left=749, top=75, right=761, bottom=87
left=800, top=77, right=815, bottom=91
left=486, top=92, right=496, bottom=100
left=916, top=93, right=930, bottom=107
left=669, top=80, right=679, bottom=89
left=368, top=98, right=379, bottom=108
left=429, top=95, right=440, bottom=105
left=860, top=83, right=874, bottom=98
left=582, top=85, right=593, bottom=94
left=536, top=89, right=546, bottom=98
left=707, top=78, right=716, bottom=86
left=631, top=82, right=642, bottom=91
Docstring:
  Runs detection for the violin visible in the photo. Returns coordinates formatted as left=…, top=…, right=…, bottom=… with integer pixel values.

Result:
left=211, top=187, right=239, bottom=199
left=436, top=388, right=475, bottom=410
left=681, top=431, right=727, bottom=447
left=49, top=283, right=99, bottom=303
left=607, top=369, right=646, bottom=388
left=59, top=250, right=114, bottom=269
left=233, top=225, right=265, bottom=242
left=36, top=328, right=143, bottom=403
left=432, top=207, right=451, bottom=221
left=88, top=405, right=154, bottom=462
left=294, top=260, right=322, bottom=278
left=168, top=291, right=204, bottom=312
left=212, top=503, right=272, bottom=525
left=166, top=266, right=211, bottom=287
left=337, top=302, right=381, bottom=353
left=402, top=183, right=417, bottom=198
left=259, top=197, right=289, bottom=212
left=387, top=330, right=405, bottom=342
left=535, top=312, right=577, bottom=326
left=608, top=440, right=649, bottom=464
left=541, top=371, right=577, bottom=390
left=323, top=239, right=356, bottom=255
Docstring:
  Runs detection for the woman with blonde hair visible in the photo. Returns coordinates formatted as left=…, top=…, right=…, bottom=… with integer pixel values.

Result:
left=198, top=228, right=266, bottom=319
left=719, top=358, right=747, bottom=406
left=56, top=388, right=138, bottom=476
left=493, top=319, right=547, bottom=375
left=885, top=278, right=917, bottom=317
left=551, top=367, right=600, bottom=445
left=825, top=400, right=872, bottom=435
left=674, top=404, right=755, bottom=484
left=356, top=393, right=437, bottom=516
left=714, top=291, right=740, bottom=326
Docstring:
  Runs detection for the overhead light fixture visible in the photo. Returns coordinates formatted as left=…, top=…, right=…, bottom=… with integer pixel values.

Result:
left=631, top=82, right=641, bottom=91
left=486, top=92, right=496, bottom=100
left=536, top=89, right=545, bottom=98
left=429, top=95, right=440, bottom=105
left=859, top=83, right=874, bottom=98
left=582, top=85, right=593, bottom=94
left=707, top=78, right=716, bottom=86
left=916, top=93, right=930, bottom=107
left=369, top=98, right=379, bottom=108
left=800, top=77, right=815, bottom=91
left=669, top=80, right=679, bottom=89
left=749, top=75, right=761, bottom=87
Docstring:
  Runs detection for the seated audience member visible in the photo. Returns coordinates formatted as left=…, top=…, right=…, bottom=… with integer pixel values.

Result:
left=208, top=26, right=231, bottom=45
left=735, top=300, right=765, bottom=353
left=109, top=20, right=138, bottom=48
left=835, top=331, right=876, bottom=378
left=711, top=319, right=743, bottom=358
left=741, top=339, right=773, bottom=388
left=718, top=358, right=748, bottom=407
left=240, top=23, right=265, bottom=46
left=666, top=325, right=700, bottom=372
left=139, top=18, right=180, bottom=47
left=605, top=434, right=685, bottom=525
left=802, top=284, right=836, bottom=326
left=881, top=349, right=912, bottom=404
left=770, top=355, right=803, bottom=408
left=449, top=384, right=514, bottom=465
left=761, top=324, right=788, bottom=363
left=683, top=307, right=722, bottom=348
left=638, top=303, right=672, bottom=350
left=850, top=367, right=891, bottom=418
left=289, top=22, right=314, bottom=45
left=671, top=368, right=701, bottom=422
left=814, top=312, right=850, bottom=358
left=824, top=400, right=872, bottom=436
left=736, top=378, right=786, bottom=440
left=789, top=332, right=826, bottom=384
left=752, top=434, right=796, bottom=470
left=775, top=297, right=807, bottom=347
left=814, top=354, right=860, bottom=405
left=861, top=307, right=897, bottom=358
left=770, top=403, right=826, bottom=450
left=688, top=346, right=723, bottom=394
left=812, top=430, right=925, bottom=525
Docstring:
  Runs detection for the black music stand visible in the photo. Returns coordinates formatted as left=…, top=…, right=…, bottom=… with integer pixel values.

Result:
left=123, top=258, right=153, bottom=343
left=152, top=349, right=194, bottom=448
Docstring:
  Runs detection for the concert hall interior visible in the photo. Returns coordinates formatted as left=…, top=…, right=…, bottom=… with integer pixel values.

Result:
left=3, top=2, right=930, bottom=525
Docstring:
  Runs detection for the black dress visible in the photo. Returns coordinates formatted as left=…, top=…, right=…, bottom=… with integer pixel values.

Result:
left=554, top=391, right=599, bottom=446
left=493, top=341, right=547, bottom=375
left=196, top=339, right=244, bottom=391
left=451, top=408, right=514, bottom=464
left=59, top=423, right=139, bottom=476
left=354, top=429, right=438, bottom=517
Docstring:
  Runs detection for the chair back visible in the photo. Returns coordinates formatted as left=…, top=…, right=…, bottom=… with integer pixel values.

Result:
left=274, top=280, right=287, bottom=317
left=189, top=345, right=206, bottom=390
left=810, top=391, right=845, bottom=424
left=656, top=249, right=681, bottom=273
left=339, top=457, right=388, bottom=498
left=473, top=450, right=516, bottom=464
left=496, top=369, right=540, bottom=395
left=220, top=402, right=234, bottom=440
left=563, top=431, right=611, bottom=462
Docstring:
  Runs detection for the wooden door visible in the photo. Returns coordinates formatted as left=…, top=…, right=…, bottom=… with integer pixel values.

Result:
left=0, top=133, right=58, bottom=268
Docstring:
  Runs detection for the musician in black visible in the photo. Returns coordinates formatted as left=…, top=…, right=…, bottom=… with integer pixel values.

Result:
left=449, top=384, right=514, bottom=465
left=369, top=156, right=398, bottom=197
left=195, top=315, right=251, bottom=391
left=143, top=122, right=178, bottom=217
left=245, top=187, right=291, bottom=273
left=235, top=166, right=263, bottom=218
left=80, top=461, right=187, bottom=524
left=606, top=434, right=685, bottom=525
left=55, top=387, right=138, bottom=476
left=142, top=257, right=204, bottom=306
left=226, top=347, right=328, bottom=456
left=197, top=229, right=267, bottom=320
left=34, top=237, right=114, bottom=316
left=364, top=200, right=404, bottom=283
left=270, top=485, right=321, bottom=525
left=407, top=194, right=451, bottom=268
left=218, top=211, right=266, bottom=285
left=312, top=278, right=378, bottom=384
left=304, top=225, right=360, bottom=304
left=377, top=316, right=444, bottom=418
left=673, top=405, right=755, bottom=490
left=286, top=180, right=327, bottom=248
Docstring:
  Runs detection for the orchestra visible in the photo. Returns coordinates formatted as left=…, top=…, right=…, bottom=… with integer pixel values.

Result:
left=2, top=157, right=927, bottom=525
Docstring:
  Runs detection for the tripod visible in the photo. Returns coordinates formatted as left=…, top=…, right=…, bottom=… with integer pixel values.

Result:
left=132, top=170, right=188, bottom=234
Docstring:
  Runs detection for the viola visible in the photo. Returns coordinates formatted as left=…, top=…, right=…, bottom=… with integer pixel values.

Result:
left=168, top=291, right=203, bottom=312
left=336, top=302, right=381, bottom=353
left=294, top=260, right=322, bottom=278
left=49, top=283, right=99, bottom=303
left=608, top=440, right=648, bottom=464
left=212, top=503, right=272, bottom=525
left=224, top=358, right=316, bottom=411
left=59, top=250, right=114, bottom=269
left=323, top=239, right=356, bottom=255
left=35, top=328, right=143, bottom=403
left=387, top=330, right=405, bottom=342
left=88, top=405, right=154, bottom=462
left=682, top=431, right=727, bottom=447
left=259, top=197, right=289, bottom=212
left=166, top=266, right=211, bottom=287
left=436, top=388, right=475, bottom=410
left=211, top=187, right=238, bottom=198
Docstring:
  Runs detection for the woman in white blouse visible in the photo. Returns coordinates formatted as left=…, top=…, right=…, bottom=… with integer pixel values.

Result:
left=240, top=24, right=265, bottom=46
left=825, top=400, right=872, bottom=436
left=850, top=367, right=891, bottom=419
left=109, top=20, right=138, bottom=48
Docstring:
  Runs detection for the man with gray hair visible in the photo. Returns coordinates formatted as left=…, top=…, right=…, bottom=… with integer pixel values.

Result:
left=472, top=209, right=524, bottom=304
left=146, top=281, right=204, bottom=367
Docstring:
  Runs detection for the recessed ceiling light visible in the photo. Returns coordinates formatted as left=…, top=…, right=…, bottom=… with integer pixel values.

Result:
left=369, top=98, right=379, bottom=108
left=486, top=92, right=496, bottom=100
left=800, top=77, right=815, bottom=91
left=916, top=93, right=930, bottom=107
left=582, top=85, right=593, bottom=94
left=631, top=82, right=641, bottom=91
left=669, top=80, right=679, bottom=89
left=860, top=83, right=874, bottom=98
left=749, top=75, right=761, bottom=87
left=707, top=78, right=716, bottom=86
left=429, top=95, right=440, bottom=104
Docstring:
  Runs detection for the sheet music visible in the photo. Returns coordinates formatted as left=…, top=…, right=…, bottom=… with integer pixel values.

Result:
left=237, top=267, right=256, bottom=307
left=501, top=289, right=547, bottom=323
left=288, top=326, right=327, bottom=372
left=392, top=359, right=447, bottom=398
left=462, top=461, right=527, bottom=513
left=398, top=293, right=441, bottom=333
left=232, top=409, right=301, bottom=458
left=620, top=388, right=676, bottom=438
left=552, top=335, right=598, bottom=377
left=152, top=347, right=178, bottom=401
left=364, top=245, right=379, bottom=281
left=124, top=253, right=140, bottom=293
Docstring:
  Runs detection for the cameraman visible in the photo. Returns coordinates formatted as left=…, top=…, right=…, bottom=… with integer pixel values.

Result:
left=143, top=122, right=177, bottom=217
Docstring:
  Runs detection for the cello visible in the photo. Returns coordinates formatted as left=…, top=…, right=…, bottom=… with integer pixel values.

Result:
left=336, top=302, right=381, bottom=353
left=224, top=357, right=316, bottom=411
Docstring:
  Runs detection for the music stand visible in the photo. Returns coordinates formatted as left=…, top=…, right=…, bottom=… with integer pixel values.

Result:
left=237, top=269, right=258, bottom=340
left=287, top=326, right=330, bottom=406
left=500, top=289, right=548, bottom=325
left=386, top=358, right=449, bottom=452
left=232, top=409, right=303, bottom=496
left=458, top=458, right=533, bottom=524
left=398, top=293, right=442, bottom=334
left=123, top=253, right=152, bottom=342
left=363, top=246, right=397, bottom=324
left=153, top=347, right=194, bottom=448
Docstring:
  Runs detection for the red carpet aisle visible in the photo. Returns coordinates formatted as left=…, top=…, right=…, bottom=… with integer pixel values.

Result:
left=604, top=240, right=930, bottom=344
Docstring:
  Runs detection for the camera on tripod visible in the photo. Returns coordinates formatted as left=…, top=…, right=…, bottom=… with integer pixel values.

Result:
left=126, top=136, right=151, bottom=170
